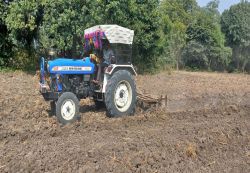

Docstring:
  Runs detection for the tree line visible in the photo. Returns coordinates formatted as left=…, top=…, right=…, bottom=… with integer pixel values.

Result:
left=0, top=0, right=249, bottom=73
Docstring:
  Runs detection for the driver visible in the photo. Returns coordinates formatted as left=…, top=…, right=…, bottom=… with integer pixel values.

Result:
left=103, top=40, right=114, bottom=65
left=94, top=40, right=114, bottom=83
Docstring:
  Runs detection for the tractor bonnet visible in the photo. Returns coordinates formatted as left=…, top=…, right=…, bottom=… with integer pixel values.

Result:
left=84, top=25, right=134, bottom=45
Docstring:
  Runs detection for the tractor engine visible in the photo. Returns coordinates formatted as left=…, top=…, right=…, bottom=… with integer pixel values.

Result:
left=65, top=75, right=91, bottom=98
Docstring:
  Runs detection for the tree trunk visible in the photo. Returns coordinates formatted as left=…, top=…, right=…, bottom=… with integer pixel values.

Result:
left=233, top=45, right=240, bottom=70
left=176, top=56, right=179, bottom=71
left=242, top=60, right=247, bottom=72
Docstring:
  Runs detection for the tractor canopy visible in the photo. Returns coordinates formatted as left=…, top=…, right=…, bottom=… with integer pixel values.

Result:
left=84, top=25, right=134, bottom=65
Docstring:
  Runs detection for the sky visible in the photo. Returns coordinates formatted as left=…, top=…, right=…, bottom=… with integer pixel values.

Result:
left=197, top=0, right=241, bottom=13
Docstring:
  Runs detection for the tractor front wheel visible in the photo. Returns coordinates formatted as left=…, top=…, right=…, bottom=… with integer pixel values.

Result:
left=105, top=70, right=136, bottom=117
left=56, top=92, right=80, bottom=125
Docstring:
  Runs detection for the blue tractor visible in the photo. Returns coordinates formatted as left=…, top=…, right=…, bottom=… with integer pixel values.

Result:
left=39, top=25, right=137, bottom=124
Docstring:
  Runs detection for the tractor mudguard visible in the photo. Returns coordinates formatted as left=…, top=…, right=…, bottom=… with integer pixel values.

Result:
left=105, top=64, right=137, bottom=76
left=101, top=64, right=137, bottom=93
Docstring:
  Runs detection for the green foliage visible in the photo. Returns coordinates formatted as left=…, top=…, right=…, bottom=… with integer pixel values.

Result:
left=39, top=0, right=100, bottom=51
left=221, top=1, right=250, bottom=46
left=0, top=66, right=18, bottom=72
left=9, top=48, right=36, bottom=70
left=182, top=41, right=209, bottom=69
left=210, top=46, right=232, bottom=71
left=5, top=0, right=40, bottom=47
left=0, top=29, right=13, bottom=67
left=1, top=0, right=40, bottom=70
left=221, top=1, right=250, bottom=71
left=183, top=0, right=232, bottom=71
left=159, top=0, right=196, bottom=70
left=0, top=1, right=13, bottom=67
left=0, top=0, right=248, bottom=74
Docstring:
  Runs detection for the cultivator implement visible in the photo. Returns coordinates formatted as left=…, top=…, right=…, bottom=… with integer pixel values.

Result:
left=137, top=89, right=167, bottom=111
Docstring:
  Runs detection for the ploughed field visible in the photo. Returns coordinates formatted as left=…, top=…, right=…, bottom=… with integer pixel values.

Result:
left=0, top=71, right=250, bottom=173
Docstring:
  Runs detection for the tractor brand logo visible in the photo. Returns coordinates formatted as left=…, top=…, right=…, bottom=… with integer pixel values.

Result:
left=52, top=66, right=92, bottom=72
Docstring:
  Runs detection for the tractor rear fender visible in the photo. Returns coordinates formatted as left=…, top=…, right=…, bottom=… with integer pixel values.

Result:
left=105, top=64, right=137, bottom=76
left=101, top=64, right=137, bottom=93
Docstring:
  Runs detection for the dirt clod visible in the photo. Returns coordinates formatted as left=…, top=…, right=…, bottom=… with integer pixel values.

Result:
left=186, top=143, right=197, bottom=158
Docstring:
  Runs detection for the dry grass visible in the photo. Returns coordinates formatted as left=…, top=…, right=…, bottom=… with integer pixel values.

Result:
left=185, top=143, right=197, bottom=158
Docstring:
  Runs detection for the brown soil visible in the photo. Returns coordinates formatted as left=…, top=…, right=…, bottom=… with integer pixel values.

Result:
left=0, top=71, right=250, bottom=173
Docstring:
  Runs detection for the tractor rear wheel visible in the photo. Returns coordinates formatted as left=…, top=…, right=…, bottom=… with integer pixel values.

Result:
left=105, top=70, right=136, bottom=117
left=56, top=92, right=80, bottom=125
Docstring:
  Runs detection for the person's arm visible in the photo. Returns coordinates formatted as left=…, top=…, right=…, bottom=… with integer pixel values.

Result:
left=109, top=49, right=114, bottom=57
left=109, top=49, right=115, bottom=64
left=90, top=54, right=101, bottom=64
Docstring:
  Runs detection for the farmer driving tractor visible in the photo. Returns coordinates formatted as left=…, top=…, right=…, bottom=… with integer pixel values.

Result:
left=92, top=40, right=114, bottom=84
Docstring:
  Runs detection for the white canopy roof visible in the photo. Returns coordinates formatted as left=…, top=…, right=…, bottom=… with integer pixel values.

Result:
left=84, top=25, right=134, bottom=45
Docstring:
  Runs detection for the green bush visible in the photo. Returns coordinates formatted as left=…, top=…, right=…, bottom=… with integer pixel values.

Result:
left=9, top=48, right=37, bottom=71
left=182, top=41, right=209, bottom=70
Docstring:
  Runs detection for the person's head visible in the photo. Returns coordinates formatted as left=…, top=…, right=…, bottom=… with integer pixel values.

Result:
left=103, top=40, right=110, bottom=50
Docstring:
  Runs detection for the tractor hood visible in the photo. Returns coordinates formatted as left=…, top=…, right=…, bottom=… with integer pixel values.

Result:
left=48, top=57, right=95, bottom=75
